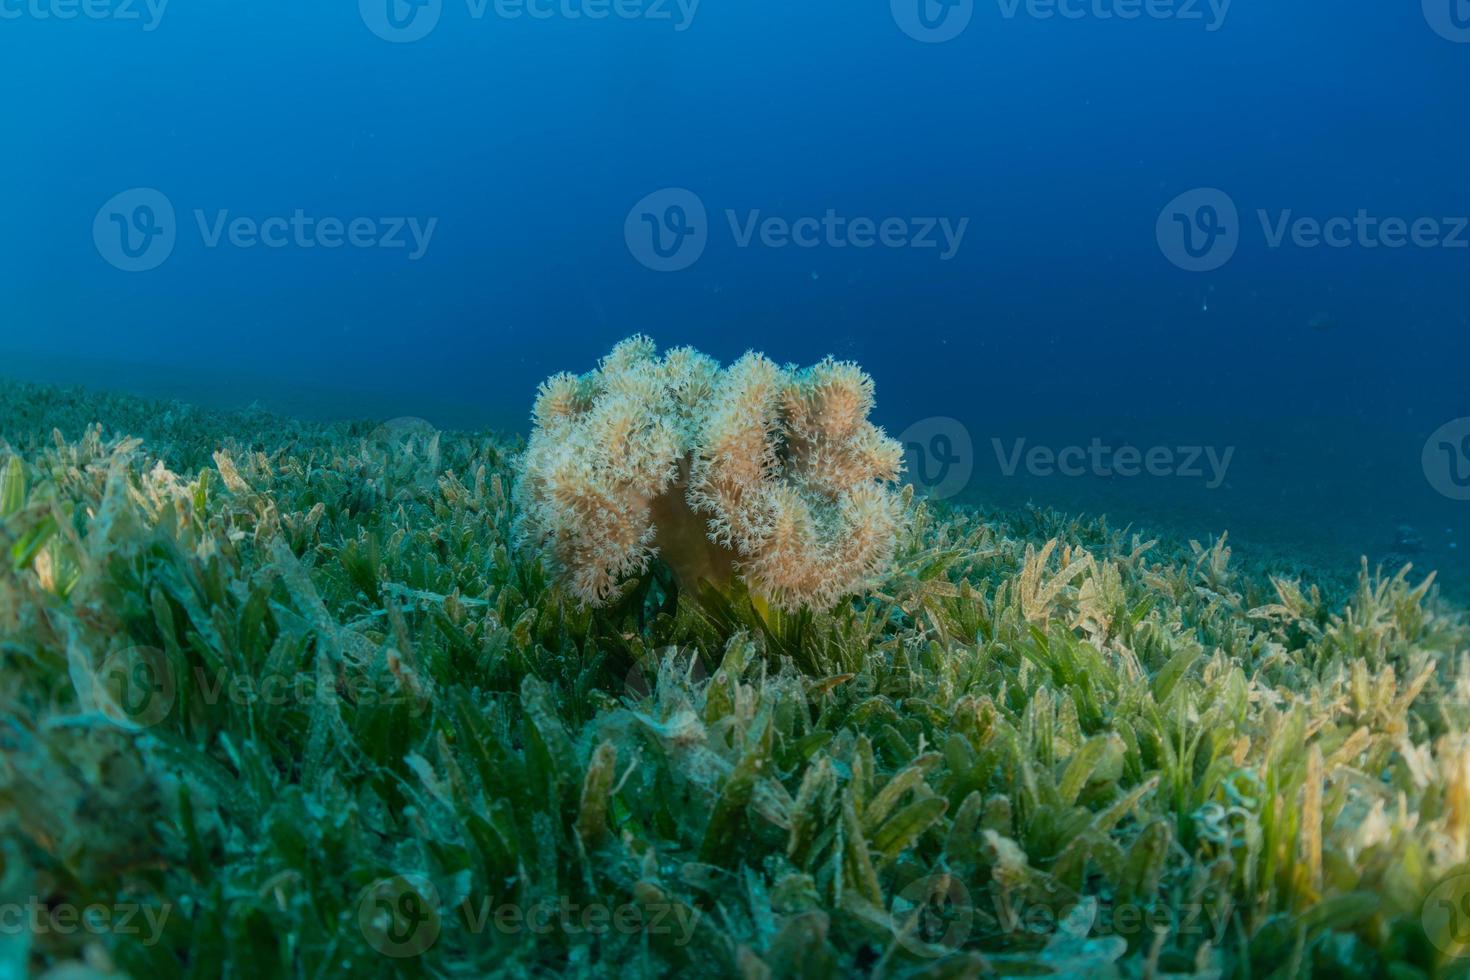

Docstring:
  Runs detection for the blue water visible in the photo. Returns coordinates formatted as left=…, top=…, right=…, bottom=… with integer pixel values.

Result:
left=3, top=0, right=1469, bottom=585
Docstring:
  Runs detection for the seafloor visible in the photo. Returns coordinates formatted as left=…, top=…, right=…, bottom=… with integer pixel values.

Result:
left=2, top=377, right=1468, bottom=977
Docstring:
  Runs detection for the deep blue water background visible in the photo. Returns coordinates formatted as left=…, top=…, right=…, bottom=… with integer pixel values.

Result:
left=2, top=0, right=1468, bottom=585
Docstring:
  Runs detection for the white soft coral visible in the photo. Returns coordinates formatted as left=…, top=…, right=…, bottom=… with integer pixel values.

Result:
left=514, top=337, right=906, bottom=611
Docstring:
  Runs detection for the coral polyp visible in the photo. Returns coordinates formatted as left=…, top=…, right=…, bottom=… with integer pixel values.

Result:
left=513, top=336, right=906, bottom=610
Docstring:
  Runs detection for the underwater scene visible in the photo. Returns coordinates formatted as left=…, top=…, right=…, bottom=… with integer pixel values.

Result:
left=3, top=1, right=1470, bottom=977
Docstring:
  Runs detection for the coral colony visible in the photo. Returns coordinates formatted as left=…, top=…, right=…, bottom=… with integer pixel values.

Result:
left=514, top=336, right=905, bottom=611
